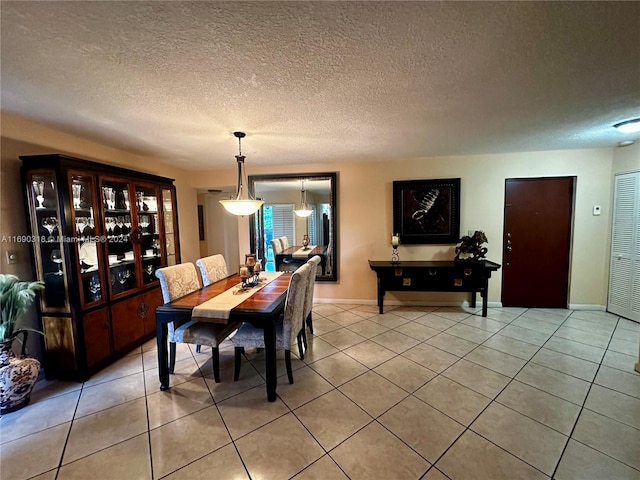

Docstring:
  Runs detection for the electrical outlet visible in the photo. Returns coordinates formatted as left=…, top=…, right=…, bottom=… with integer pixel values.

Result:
left=6, top=251, right=18, bottom=264
left=593, top=205, right=601, bottom=216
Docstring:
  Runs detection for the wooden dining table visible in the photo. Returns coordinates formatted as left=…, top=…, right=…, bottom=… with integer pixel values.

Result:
left=155, top=272, right=291, bottom=402
left=276, top=245, right=327, bottom=274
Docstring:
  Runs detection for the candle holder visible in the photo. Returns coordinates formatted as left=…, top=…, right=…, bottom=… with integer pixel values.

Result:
left=240, top=257, right=262, bottom=289
left=302, top=234, right=310, bottom=250
left=391, top=233, right=401, bottom=264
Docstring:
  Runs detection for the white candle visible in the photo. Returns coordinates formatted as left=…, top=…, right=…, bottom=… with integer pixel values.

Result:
left=391, top=234, right=400, bottom=247
left=240, top=266, right=249, bottom=278
left=254, top=261, right=262, bottom=272
left=246, top=255, right=256, bottom=267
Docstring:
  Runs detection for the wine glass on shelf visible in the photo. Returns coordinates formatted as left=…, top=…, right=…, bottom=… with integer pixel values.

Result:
left=115, top=216, right=125, bottom=236
left=76, top=217, right=88, bottom=236
left=51, top=249, right=63, bottom=275
left=42, top=217, right=58, bottom=237
left=89, top=276, right=101, bottom=301
left=124, top=215, right=131, bottom=233
left=32, top=181, right=45, bottom=209
left=105, top=217, right=116, bottom=236
left=72, top=184, right=82, bottom=209
left=145, top=264, right=155, bottom=278
left=122, top=189, right=130, bottom=210
left=139, top=215, right=150, bottom=233
left=103, top=187, right=115, bottom=210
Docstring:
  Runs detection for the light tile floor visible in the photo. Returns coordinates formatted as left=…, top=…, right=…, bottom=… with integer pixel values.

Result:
left=1, top=305, right=639, bottom=480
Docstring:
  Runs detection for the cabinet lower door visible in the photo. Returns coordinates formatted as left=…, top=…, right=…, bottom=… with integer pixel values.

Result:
left=143, top=288, right=164, bottom=336
left=83, top=308, right=112, bottom=367
left=111, top=295, right=145, bottom=352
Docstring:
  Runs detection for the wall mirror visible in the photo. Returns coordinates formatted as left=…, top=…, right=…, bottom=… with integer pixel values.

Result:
left=249, top=172, right=337, bottom=282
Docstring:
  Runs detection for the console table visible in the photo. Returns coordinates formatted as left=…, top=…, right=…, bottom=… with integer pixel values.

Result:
left=368, top=260, right=501, bottom=317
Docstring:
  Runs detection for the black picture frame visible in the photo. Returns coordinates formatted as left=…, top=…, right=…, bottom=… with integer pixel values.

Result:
left=393, top=178, right=461, bottom=244
left=197, top=205, right=205, bottom=241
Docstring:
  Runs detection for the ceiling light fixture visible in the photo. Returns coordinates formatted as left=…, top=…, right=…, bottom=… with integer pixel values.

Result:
left=613, top=118, right=640, bottom=134
left=293, top=180, right=313, bottom=218
left=219, top=131, right=264, bottom=216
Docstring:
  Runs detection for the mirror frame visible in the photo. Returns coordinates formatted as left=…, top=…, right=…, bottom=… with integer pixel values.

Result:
left=248, top=172, right=338, bottom=282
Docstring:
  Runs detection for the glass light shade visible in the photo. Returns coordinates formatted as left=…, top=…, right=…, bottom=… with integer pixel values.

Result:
left=294, top=182, right=313, bottom=217
left=220, top=199, right=264, bottom=216
left=219, top=135, right=264, bottom=216
left=614, top=118, right=640, bottom=133
left=294, top=208, right=313, bottom=217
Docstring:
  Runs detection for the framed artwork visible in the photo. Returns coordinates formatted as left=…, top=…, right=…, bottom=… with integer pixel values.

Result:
left=393, top=178, right=461, bottom=244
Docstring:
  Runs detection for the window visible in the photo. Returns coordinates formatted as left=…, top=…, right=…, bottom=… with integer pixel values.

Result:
left=263, top=204, right=294, bottom=271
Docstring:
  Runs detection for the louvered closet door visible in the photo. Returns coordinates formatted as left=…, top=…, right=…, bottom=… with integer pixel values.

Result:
left=608, top=171, right=640, bottom=321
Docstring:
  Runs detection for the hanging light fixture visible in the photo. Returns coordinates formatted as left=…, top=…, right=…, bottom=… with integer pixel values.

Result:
left=219, top=131, right=264, bottom=216
left=293, top=180, right=313, bottom=217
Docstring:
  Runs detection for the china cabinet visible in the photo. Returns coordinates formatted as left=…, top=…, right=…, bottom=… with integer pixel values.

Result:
left=20, top=154, right=180, bottom=380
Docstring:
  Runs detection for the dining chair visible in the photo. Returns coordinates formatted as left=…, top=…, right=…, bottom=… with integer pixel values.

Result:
left=195, top=254, right=228, bottom=287
left=155, top=263, right=239, bottom=382
left=270, top=238, right=283, bottom=256
left=279, top=236, right=290, bottom=250
left=232, top=263, right=311, bottom=384
left=304, top=255, right=321, bottom=335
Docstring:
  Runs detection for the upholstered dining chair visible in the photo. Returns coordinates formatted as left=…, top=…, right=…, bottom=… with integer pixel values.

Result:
left=196, top=254, right=228, bottom=287
left=270, top=238, right=283, bottom=256
left=155, top=263, right=239, bottom=382
left=232, top=263, right=311, bottom=384
left=303, top=255, right=321, bottom=335
left=279, top=236, right=290, bottom=250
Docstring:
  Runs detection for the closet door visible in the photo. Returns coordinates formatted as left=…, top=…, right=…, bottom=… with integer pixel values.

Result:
left=608, top=171, right=640, bottom=321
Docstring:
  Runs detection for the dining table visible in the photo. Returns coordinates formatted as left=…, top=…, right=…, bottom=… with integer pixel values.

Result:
left=155, top=272, right=291, bottom=402
left=276, top=245, right=327, bottom=274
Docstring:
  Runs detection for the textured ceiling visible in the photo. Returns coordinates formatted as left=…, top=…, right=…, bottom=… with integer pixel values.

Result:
left=1, top=1, right=639, bottom=170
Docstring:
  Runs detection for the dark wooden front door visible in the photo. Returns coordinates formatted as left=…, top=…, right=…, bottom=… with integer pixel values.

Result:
left=502, top=177, right=575, bottom=307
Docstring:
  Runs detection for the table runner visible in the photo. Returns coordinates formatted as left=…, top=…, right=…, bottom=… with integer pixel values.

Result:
left=292, top=246, right=317, bottom=258
left=192, top=271, right=284, bottom=322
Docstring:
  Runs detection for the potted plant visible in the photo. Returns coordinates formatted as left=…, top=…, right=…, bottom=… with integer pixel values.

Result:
left=0, top=274, right=44, bottom=414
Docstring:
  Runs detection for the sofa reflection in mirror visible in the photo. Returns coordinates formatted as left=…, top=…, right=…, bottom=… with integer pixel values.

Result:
left=248, top=173, right=337, bottom=281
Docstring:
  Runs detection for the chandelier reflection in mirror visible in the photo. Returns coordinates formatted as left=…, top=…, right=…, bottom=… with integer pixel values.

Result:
left=219, top=132, right=264, bottom=216
left=293, top=180, right=313, bottom=218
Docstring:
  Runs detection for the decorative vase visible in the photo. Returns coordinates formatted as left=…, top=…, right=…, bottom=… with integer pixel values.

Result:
left=0, top=333, right=40, bottom=414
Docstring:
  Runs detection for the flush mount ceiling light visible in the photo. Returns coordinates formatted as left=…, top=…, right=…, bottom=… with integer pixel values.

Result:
left=219, top=132, right=264, bottom=216
left=293, top=180, right=313, bottom=218
left=613, top=118, right=640, bottom=134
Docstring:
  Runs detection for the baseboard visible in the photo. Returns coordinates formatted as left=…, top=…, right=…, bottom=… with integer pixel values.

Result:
left=568, top=304, right=606, bottom=311
left=313, top=298, right=503, bottom=309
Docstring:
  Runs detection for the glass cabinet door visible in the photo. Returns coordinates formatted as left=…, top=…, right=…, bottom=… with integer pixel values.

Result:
left=161, top=188, right=178, bottom=266
left=135, top=183, right=162, bottom=284
left=27, top=171, right=70, bottom=312
left=100, top=178, right=136, bottom=297
left=69, top=172, right=105, bottom=307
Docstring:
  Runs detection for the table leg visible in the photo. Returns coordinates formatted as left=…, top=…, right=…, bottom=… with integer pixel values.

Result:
left=377, top=277, right=384, bottom=314
left=482, top=284, right=489, bottom=317
left=470, top=290, right=477, bottom=308
left=263, top=312, right=278, bottom=402
left=156, top=312, right=170, bottom=390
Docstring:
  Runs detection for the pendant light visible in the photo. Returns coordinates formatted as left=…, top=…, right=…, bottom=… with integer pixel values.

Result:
left=293, top=180, right=313, bottom=217
left=219, top=131, right=264, bottom=216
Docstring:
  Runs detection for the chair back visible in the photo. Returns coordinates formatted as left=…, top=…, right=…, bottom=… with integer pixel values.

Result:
left=196, top=254, right=228, bottom=286
left=304, top=256, right=321, bottom=319
left=155, top=263, right=202, bottom=303
left=282, top=263, right=311, bottom=347
left=279, top=236, right=290, bottom=250
left=270, top=238, right=283, bottom=255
